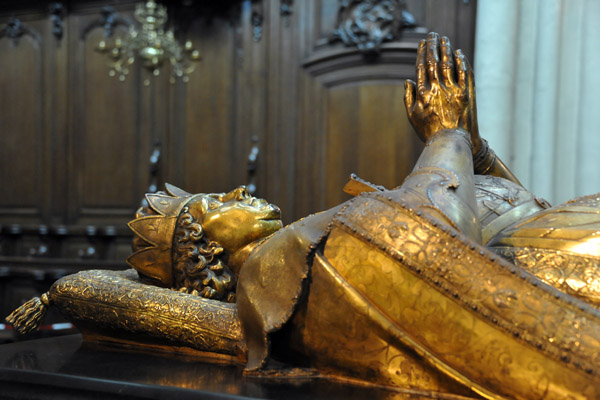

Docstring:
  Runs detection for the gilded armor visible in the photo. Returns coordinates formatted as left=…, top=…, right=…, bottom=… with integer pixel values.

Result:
left=489, top=192, right=600, bottom=306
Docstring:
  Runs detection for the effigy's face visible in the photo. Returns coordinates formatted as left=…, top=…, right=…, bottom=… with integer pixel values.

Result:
left=188, top=186, right=283, bottom=254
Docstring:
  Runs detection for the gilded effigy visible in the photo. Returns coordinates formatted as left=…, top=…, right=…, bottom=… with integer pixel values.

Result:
left=7, top=33, right=600, bottom=400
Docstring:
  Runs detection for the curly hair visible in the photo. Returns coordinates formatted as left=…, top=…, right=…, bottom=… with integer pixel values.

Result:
left=171, top=206, right=236, bottom=303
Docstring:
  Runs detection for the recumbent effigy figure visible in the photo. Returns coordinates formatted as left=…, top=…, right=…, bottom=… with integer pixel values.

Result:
left=7, top=33, right=600, bottom=399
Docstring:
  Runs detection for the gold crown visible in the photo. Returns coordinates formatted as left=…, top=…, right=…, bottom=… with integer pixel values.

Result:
left=126, top=183, right=200, bottom=287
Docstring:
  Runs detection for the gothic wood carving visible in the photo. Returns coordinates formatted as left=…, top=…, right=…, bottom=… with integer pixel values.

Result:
left=247, top=136, right=260, bottom=195
left=252, top=4, right=264, bottom=42
left=0, top=17, right=42, bottom=46
left=280, top=0, right=293, bottom=26
left=49, top=3, right=65, bottom=40
left=331, top=0, right=416, bottom=53
left=142, top=140, right=162, bottom=208
left=82, top=7, right=132, bottom=39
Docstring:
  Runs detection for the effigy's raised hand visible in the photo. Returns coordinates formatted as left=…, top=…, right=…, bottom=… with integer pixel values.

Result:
left=462, top=42, right=482, bottom=156
left=404, top=33, right=473, bottom=143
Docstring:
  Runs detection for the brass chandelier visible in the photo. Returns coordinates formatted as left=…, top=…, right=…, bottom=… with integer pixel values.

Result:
left=96, top=0, right=200, bottom=83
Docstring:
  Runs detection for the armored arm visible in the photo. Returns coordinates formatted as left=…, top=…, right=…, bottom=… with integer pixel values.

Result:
left=472, top=138, right=521, bottom=184
left=402, top=33, right=480, bottom=242
left=405, top=33, right=521, bottom=186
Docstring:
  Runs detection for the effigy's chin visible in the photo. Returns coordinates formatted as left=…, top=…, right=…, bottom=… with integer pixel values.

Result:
left=48, top=269, right=246, bottom=363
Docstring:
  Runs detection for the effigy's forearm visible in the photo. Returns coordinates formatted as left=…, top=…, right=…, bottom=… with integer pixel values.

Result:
left=393, top=128, right=481, bottom=243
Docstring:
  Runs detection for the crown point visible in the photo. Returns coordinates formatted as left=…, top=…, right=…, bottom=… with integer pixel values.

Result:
left=127, top=247, right=173, bottom=287
left=127, top=185, right=197, bottom=289
left=128, top=215, right=177, bottom=247
left=147, top=193, right=187, bottom=216
left=165, top=183, right=192, bottom=198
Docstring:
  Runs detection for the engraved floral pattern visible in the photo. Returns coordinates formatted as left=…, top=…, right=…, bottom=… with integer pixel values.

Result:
left=50, top=269, right=243, bottom=356
left=321, top=193, right=600, bottom=398
left=497, top=247, right=600, bottom=307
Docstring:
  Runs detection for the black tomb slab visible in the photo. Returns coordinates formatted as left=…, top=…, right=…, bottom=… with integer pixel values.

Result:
left=0, top=334, right=453, bottom=400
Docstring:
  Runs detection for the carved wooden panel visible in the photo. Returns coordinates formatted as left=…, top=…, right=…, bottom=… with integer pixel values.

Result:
left=296, top=51, right=423, bottom=216
left=169, top=18, right=239, bottom=194
left=68, top=11, right=150, bottom=225
left=324, top=84, right=420, bottom=205
left=254, top=0, right=425, bottom=222
left=0, top=0, right=478, bottom=275
left=407, top=0, right=477, bottom=59
left=166, top=3, right=270, bottom=203
left=0, top=18, right=46, bottom=224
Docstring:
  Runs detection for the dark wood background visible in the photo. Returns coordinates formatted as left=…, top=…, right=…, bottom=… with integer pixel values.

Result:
left=0, top=0, right=477, bottom=328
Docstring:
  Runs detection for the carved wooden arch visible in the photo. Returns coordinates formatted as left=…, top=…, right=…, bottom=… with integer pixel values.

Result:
left=303, top=41, right=419, bottom=87
left=80, top=7, right=133, bottom=40
left=293, top=34, right=424, bottom=216
left=0, top=17, right=42, bottom=46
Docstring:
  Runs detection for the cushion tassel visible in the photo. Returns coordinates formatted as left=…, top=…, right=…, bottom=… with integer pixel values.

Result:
left=5, top=293, right=52, bottom=335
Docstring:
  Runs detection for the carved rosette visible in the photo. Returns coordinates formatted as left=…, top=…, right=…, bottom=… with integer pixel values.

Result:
left=331, top=0, right=416, bottom=53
